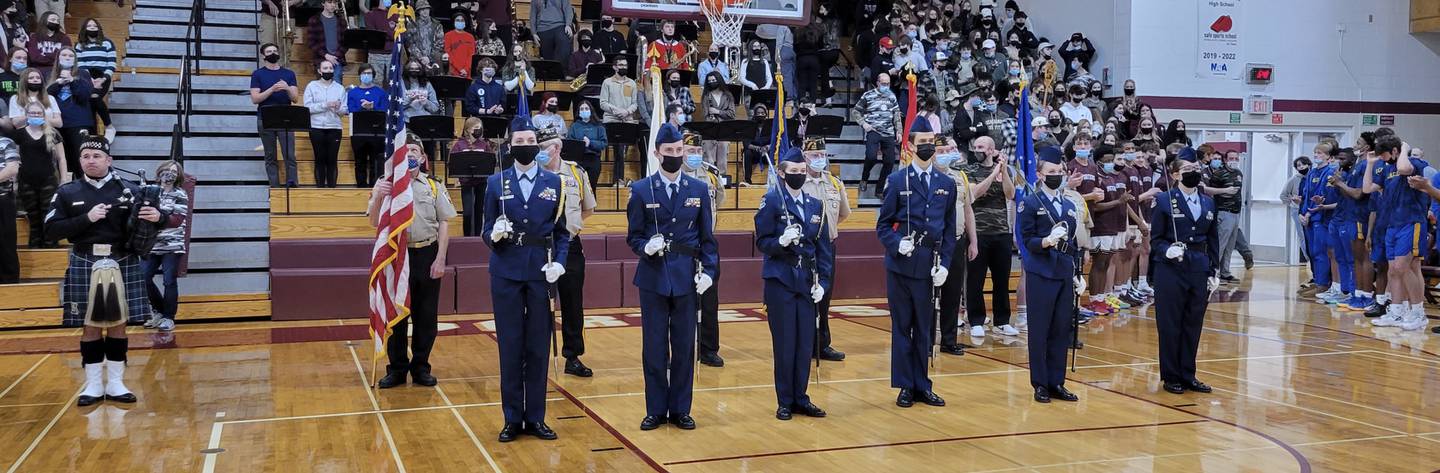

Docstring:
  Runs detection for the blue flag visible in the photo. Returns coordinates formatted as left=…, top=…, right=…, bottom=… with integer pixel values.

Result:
left=1014, top=83, right=1036, bottom=259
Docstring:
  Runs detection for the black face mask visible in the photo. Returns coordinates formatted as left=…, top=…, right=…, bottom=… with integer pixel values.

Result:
left=1044, top=174, right=1063, bottom=190
left=1180, top=170, right=1203, bottom=188
left=406, top=68, right=422, bottom=77
left=1048, top=118, right=1061, bottom=127
left=753, top=114, right=766, bottom=122
left=320, top=72, right=334, bottom=81
left=669, top=80, right=681, bottom=89
left=510, top=145, right=539, bottom=166
left=546, top=104, right=558, bottom=113
left=1141, top=127, right=1153, bottom=133
left=1297, top=167, right=1310, bottom=175
left=578, top=39, right=592, bottom=48
left=265, top=53, right=281, bottom=64
left=916, top=144, right=936, bottom=161
left=798, top=107, right=810, bottom=116
left=706, top=80, right=719, bottom=89
left=660, top=154, right=684, bottom=173
left=602, top=19, right=614, bottom=29
left=783, top=172, right=807, bottom=190
left=25, top=82, right=40, bottom=92
left=752, top=50, right=763, bottom=57
left=615, top=68, right=628, bottom=77
left=709, top=51, right=719, bottom=60
left=45, top=22, right=59, bottom=32
left=1091, top=89, right=1102, bottom=96
left=1124, top=87, right=1135, bottom=95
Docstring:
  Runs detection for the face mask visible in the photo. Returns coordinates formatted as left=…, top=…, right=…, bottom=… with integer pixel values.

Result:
left=709, top=51, right=719, bottom=60
left=511, top=145, right=539, bottom=166
left=798, top=107, right=810, bottom=116
left=321, top=71, right=334, bottom=81
left=546, top=104, right=558, bottom=113
left=1297, top=166, right=1310, bottom=175
left=381, top=0, right=391, bottom=7
left=961, top=52, right=972, bottom=60
left=1091, top=89, right=1102, bottom=96
left=1102, top=162, right=1116, bottom=174
left=706, top=80, right=719, bottom=89
left=408, top=158, right=421, bottom=170
left=969, top=98, right=983, bottom=108
left=359, top=73, right=374, bottom=85
left=984, top=50, right=995, bottom=58
left=406, top=68, right=422, bottom=78
left=471, top=129, right=483, bottom=138
left=535, top=150, right=552, bottom=166
left=752, top=50, right=763, bottom=57
left=1044, top=174, right=1063, bottom=190
left=1008, top=67, right=1021, bottom=75
left=898, top=47, right=909, bottom=55
left=670, top=80, right=681, bottom=89
left=578, top=109, right=592, bottom=121
left=808, top=157, right=828, bottom=172
left=579, top=39, right=592, bottom=48
left=1227, top=161, right=1240, bottom=169
left=1141, top=127, right=1153, bottom=133
left=1207, top=160, right=1221, bottom=169
left=1123, top=152, right=1136, bottom=161
left=915, top=144, right=936, bottom=161
left=25, top=82, right=40, bottom=92
left=455, top=21, right=467, bottom=30
left=602, top=19, right=614, bottom=29
left=907, top=30, right=918, bottom=39
left=981, top=103, right=995, bottom=112
left=783, top=172, right=807, bottom=190
left=1181, top=171, right=1203, bottom=188
left=936, top=152, right=959, bottom=167
left=25, top=117, right=43, bottom=127
left=265, top=53, right=281, bottom=64
left=10, top=60, right=23, bottom=72
left=1048, top=118, right=1061, bottom=127
left=1075, top=149, right=1091, bottom=159
left=674, top=114, right=687, bottom=124
left=685, top=154, right=704, bottom=170
left=660, top=154, right=684, bottom=173
left=1072, top=96, right=1083, bottom=104
left=615, top=67, right=628, bottom=77
left=46, top=22, right=59, bottom=32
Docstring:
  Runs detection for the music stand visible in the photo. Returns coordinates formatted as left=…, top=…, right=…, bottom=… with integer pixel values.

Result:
left=676, top=23, right=699, bottom=41
left=561, top=139, right=588, bottom=162
left=351, top=111, right=386, bottom=137
left=806, top=114, right=845, bottom=138
left=290, top=6, right=319, bottom=27
left=748, top=88, right=777, bottom=109
left=260, top=105, right=311, bottom=132
left=682, top=121, right=716, bottom=140
left=604, top=122, right=644, bottom=184
left=429, top=75, right=472, bottom=102
left=531, top=60, right=566, bottom=82
left=480, top=116, right=512, bottom=139
left=342, top=29, right=388, bottom=51
left=585, top=63, right=613, bottom=86
left=448, top=151, right=498, bottom=179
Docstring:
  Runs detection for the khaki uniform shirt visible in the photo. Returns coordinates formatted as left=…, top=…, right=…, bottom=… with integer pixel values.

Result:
left=685, top=167, right=725, bottom=221
left=409, top=173, right=457, bottom=244
left=945, top=168, right=973, bottom=241
left=800, top=171, right=850, bottom=241
left=555, top=160, right=597, bottom=235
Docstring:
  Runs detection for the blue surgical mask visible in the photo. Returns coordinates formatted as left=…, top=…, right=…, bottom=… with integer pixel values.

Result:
left=969, top=98, right=983, bottom=108
left=907, top=30, right=918, bottom=39
left=380, top=0, right=391, bottom=7
left=1075, top=149, right=1091, bottom=159
left=1102, top=162, right=1116, bottom=174
left=455, top=20, right=466, bottom=30
left=1210, top=160, right=1222, bottom=169
left=685, top=154, right=704, bottom=169
left=536, top=150, right=552, bottom=166
left=359, top=73, right=374, bottom=85
left=808, top=157, right=828, bottom=172
left=25, top=117, right=43, bottom=127
left=10, top=60, right=24, bottom=72
left=1123, top=152, right=1135, bottom=161
left=960, top=52, right=972, bottom=60
left=1009, top=67, right=1021, bottom=75
left=936, top=152, right=960, bottom=167
left=578, top=109, right=591, bottom=121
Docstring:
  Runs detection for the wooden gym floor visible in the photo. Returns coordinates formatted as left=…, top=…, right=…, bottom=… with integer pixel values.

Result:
left=0, top=266, right=1438, bottom=472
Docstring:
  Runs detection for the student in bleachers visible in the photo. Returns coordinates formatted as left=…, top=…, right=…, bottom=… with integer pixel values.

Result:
left=303, top=60, right=346, bottom=188
left=566, top=29, right=601, bottom=79
left=531, top=91, right=567, bottom=136
left=474, top=0, right=514, bottom=54
left=9, top=68, right=59, bottom=133
left=0, top=48, right=20, bottom=106
left=0, top=0, right=27, bottom=61
left=590, top=15, right=625, bottom=56
left=741, top=102, right=771, bottom=187
left=663, top=69, right=694, bottom=120
left=599, top=56, right=637, bottom=185
left=361, top=0, right=396, bottom=81
left=307, top=0, right=348, bottom=81
left=348, top=63, right=387, bottom=188
left=739, top=41, right=774, bottom=94
left=566, top=99, right=606, bottom=192
left=501, top=42, right=535, bottom=92
left=475, top=18, right=506, bottom=57
left=25, top=11, right=66, bottom=78
left=443, top=11, right=476, bottom=78
left=406, top=0, right=445, bottom=73
left=49, top=48, right=95, bottom=181
left=252, top=43, right=300, bottom=187
left=0, top=129, right=13, bottom=283
left=451, top=116, right=491, bottom=236
left=462, top=57, right=504, bottom=117
left=531, top=0, right=575, bottom=62
left=15, top=101, right=62, bottom=249
left=75, top=19, right=115, bottom=142
left=141, top=161, right=189, bottom=332
left=695, top=44, right=728, bottom=86
left=699, top=71, right=733, bottom=177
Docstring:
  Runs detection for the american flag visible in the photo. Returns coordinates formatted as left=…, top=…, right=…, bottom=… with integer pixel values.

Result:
left=369, top=7, right=415, bottom=360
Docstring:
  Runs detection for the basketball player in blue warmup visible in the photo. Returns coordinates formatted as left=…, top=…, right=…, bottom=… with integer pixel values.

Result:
left=1363, top=135, right=1428, bottom=331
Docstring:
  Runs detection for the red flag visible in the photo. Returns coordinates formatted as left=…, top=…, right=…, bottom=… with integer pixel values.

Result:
left=898, top=72, right=918, bottom=165
left=368, top=135, right=415, bottom=358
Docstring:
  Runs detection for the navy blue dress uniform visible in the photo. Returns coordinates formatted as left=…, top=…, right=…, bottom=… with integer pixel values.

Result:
left=1016, top=147, right=1083, bottom=403
left=875, top=145, right=958, bottom=408
left=755, top=149, right=835, bottom=420
left=482, top=118, right=572, bottom=441
left=626, top=124, right=719, bottom=430
left=1148, top=175, right=1220, bottom=395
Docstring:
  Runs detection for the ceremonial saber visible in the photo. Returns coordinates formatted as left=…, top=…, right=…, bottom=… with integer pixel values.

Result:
left=550, top=176, right=569, bottom=376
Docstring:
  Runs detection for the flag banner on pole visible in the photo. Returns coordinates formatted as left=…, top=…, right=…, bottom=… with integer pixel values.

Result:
left=767, top=73, right=789, bottom=175
left=1014, top=77, right=1037, bottom=260
left=898, top=71, right=917, bottom=165
left=645, top=41, right=665, bottom=175
left=370, top=6, right=416, bottom=359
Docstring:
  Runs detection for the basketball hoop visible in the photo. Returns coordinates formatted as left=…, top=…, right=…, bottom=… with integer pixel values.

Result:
left=701, top=0, right=748, bottom=49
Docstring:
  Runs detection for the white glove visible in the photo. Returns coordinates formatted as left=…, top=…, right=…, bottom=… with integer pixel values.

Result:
left=695, top=272, right=713, bottom=294
left=489, top=217, right=512, bottom=242
left=779, top=225, right=802, bottom=247
left=930, top=265, right=949, bottom=287
left=898, top=236, right=915, bottom=256
left=644, top=234, right=666, bottom=256
left=1207, top=276, right=1220, bottom=293
left=542, top=262, right=566, bottom=283
left=811, top=283, right=825, bottom=303
left=1165, top=243, right=1185, bottom=261
left=1073, top=276, right=1087, bottom=296
left=1048, top=224, right=1069, bottom=242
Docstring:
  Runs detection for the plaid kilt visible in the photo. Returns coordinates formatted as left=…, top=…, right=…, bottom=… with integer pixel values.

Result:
left=61, top=252, right=152, bottom=327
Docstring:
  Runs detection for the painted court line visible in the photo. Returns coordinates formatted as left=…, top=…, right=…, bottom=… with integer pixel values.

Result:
left=435, top=385, right=503, bottom=473
left=200, top=416, right=224, bottom=473
left=347, top=345, right=408, bottom=473
left=5, top=386, right=81, bottom=473
left=0, top=354, right=50, bottom=401
left=572, top=368, right=1029, bottom=401
left=968, top=433, right=1413, bottom=472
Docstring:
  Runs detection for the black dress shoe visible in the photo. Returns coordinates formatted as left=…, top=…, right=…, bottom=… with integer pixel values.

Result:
left=775, top=407, right=792, bottom=420
left=377, top=371, right=406, bottom=389
left=411, top=371, right=438, bottom=386
left=497, top=423, right=522, bottom=442
left=939, top=344, right=965, bottom=356
left=1033, top=386, right=1051, bottom=403
left=819, top=347, right=846, bottom=361
left=77, top=395, right=103, bottom=407
left=524, top=422, right=558, bottom=440
left=1366, top=303, right=1388, bottom=318
left=896, top=389, right=914, bottom=408
left=1184, top=380, right=1213, bottom=393
left=670, top=414, right=696, bottom=430
left=1163, top=382, right=1186, bottom=394
left=106, top=392, right=137, bottom=403
left=1432, top=325, right=1440, bottom=334
left=640, top=415, right=666, bottom=431
left=1049, top=386, right=1078, bottom=402
left=794, top=402, right=827, bottom=417
left=918, top=390, right=946, bottom=407
left=565, top=358, right=594, bottom=377
left=699, top=352, right=725, bottom=367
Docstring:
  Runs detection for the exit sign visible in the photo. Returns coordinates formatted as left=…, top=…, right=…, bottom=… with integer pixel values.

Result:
left=1363, top=115, right=1378, bottom=126
left=1271, top=113, right=1284, bottom=124
left=1229, top=112, right=1241, bottom=124
left=1245, top=95, right=1273, bottom=115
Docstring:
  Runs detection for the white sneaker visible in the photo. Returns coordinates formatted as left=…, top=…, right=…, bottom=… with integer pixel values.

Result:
left=969, top=325, right=986, bottom=338
left=1398, top=314, right=1429, bottom=331
left=142, top=316, right=160, bottom=329
left=994, top=324, right=1020, bottom=336
left=1372, top=312, right=1404, bottom=327
left=156, top=318, right=175, bottom=331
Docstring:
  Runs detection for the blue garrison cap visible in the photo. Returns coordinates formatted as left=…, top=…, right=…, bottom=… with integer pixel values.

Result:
left=1177, top=146, right=1197, bottom=162
left=909, top=118, right=933, bottom=134
left=1036, top=146, right=1064, bottom=165
left=656, top=123, right=683, bottom=145
left=509, top=115, right=534, bottom=132
left=781, top=146, right=805, bottom=164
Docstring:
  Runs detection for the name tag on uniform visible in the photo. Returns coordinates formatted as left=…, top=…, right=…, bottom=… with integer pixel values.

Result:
left=1036, top=209, right=1049, bottom=216
left=646, top=203, right=660, bottom=209
left=900, top=191, right=913, bottom=196
left=72, top=201, right=85, bottom=206
left=685, top=197, right=702, bottom=208
left=935, top=188, right=949, bottom=195
left=500, top=195, right=514, bottom=200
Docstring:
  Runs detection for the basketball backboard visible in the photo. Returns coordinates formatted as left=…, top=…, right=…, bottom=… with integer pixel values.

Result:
left=602, top=0, right=810, bottom=26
